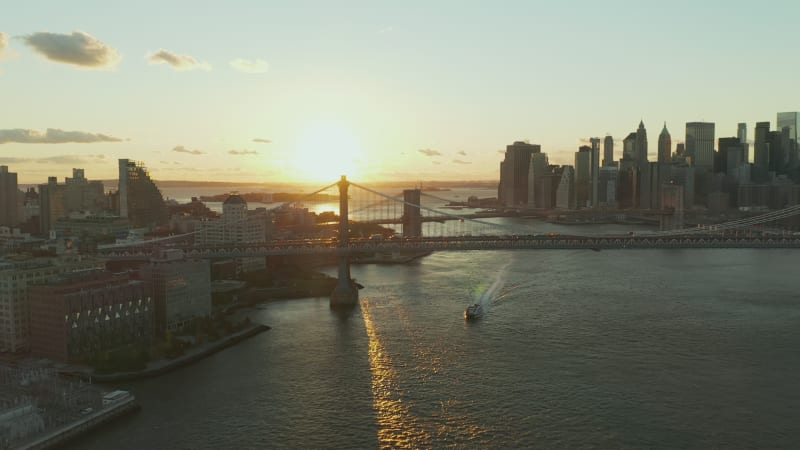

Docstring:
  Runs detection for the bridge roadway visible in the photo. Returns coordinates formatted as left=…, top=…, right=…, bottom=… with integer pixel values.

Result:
left=100, top=234, right=800, bottom=259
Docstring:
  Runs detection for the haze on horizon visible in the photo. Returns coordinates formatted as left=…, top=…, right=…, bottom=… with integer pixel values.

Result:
left=1, top=0, right=798, bottom=185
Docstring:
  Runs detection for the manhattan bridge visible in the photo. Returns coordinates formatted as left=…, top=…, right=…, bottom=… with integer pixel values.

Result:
left=99, top=176, right=800, bottom=307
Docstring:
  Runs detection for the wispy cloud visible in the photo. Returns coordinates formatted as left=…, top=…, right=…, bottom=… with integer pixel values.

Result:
left=0, top=154, right=105, bottom=165
left=147, top=49, right=211, bottom=71
left=497, top=149, right=505, bottom=154
left=452, top=159, right=472, bottom=164
left=22, top=31, right=121, bottom=69
left=457, top=150, right=467, bottom=156
left=229, top=58, right=269, bottom=74
left=418, top=148, right=442, bottom=157
left=172, top=145, right=205, bottom=155
left=0, top=32, right=8, bottom=58
left=252, top=138, right=272, bottom=143
left=228, top=149, right=258, bottom=155
left=378, top=26, right=394, bottom=34
left=0, top=128, right=123, bottom=144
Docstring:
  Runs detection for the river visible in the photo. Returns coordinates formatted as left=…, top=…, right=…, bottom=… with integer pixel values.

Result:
left=71, top=244, right=800, bottom=449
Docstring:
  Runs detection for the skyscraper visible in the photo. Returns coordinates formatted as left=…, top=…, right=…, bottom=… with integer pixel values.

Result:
left=635, top=121, right=648, bottom=166
left=590, top=137, right=601, bottom=207
left=777, top=112, right=798, bottom=143
left=754, top=121, right=771, bottom=181
left=686, top=122, right=715, bottom=168
left=498, top=141, right=540, bottom=207
left=118, top=159, right=167, bottom=228
left=0, top=166, right=19, bottom=228
left=658, top=123, right=672, bottom=164
left=527, top=152, right=549, bottom=208
left=737, top=123, right=749, bottom=163
left=574, top=146, right=592, bottom=208
left=603, top=135, right=614, bottom=167
left=622, top=132, right=637, bottom=160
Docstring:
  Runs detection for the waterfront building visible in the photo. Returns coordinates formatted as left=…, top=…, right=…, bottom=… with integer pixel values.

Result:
left=139, top=250, right=211, bottom=336
left=197, top=194, right=269, bottom=273
left=0, top=255, right=103, bottom=352
left=118, top=159, right=167, bottom=228
left=0, top=166, right=19, bottom=228
left=498, top=141, right=540, bottom=207
left=658, top=123, right=672, bottom=164
left=527, top=153, right=550, bottom=208
left=598, top=166, right=618, bottom=207
left=686, top=122, right=715, bottom=169
left=603, top=135, right=614, bottom=167
left=660, top=183, right=684, bottom=231
left=29, top=270, right=153, bottom=364
left=768, top=128, right=792, bottom=174
left=555, top=165, right=576, bottom=209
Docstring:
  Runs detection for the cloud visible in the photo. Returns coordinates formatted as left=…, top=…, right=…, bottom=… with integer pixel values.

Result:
left=452, top=159, right=472, bottom=164
left=22, top=31, right=121, bottom=69
left=252, top=138, right=272, bottom=143
left=229, top=58, right=269, bottom=74
left=432, top=161, right=441, bottom=165
left=378, top=26, right=394, bottom=34
left=0, top=154, right=105, bottom=165
left=0, top=128, right=123, bottom=144
left=497, top=149, right=505, bottom=154
left=0, top=32, right=8, bottom=58
left=172, top=145, right=205, bottom=155
left=228, top=149, right=258, bottom=155
left=147, top=49, right=211, bottom=71
left=418, top=148, right=442, bottom=157
left=457, top=150, right=467, bottom=156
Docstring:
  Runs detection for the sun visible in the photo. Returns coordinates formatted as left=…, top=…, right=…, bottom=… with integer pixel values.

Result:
left=289, top=121, right=363, bottom=183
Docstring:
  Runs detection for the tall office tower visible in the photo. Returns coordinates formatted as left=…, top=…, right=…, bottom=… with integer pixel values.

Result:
left=768, top=128, right=791, bottom=173
left=555, top=165, right=576, bottom=209
left=39, top=177, right=65, bottom=235
left=754, top=121, right=771, bottom=182
left=498, top=141, right=540, bottom=207
left=574, top=146, right=592, bottom=208
left=777, top=112, right=799, bottom=143
left=590, top=137, right=601, bottom=207
left=622, top=132, right=637, bottom=160
left=718, top=137, right=744, bottom=175
left=737, top=123, right=750, bottom=163
left=603, top=135, right=614, bottom=167
left=599, top=166, right=618, bottom=207
left=118, top=159, right=167, bottom=228
left=658, top=123, right=672, bottom=164
left=676, top=143, right=685, bottom=156
left=685, top=122, right=716, bottom=168
left=527, top=152, right=550, bottom=208
left=635, top=121, right=648, bottom=166
left=0, top=166, right=19, bottom=228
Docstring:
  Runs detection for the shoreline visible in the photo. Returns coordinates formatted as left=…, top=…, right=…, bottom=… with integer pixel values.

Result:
left=63, top=324, right=270, bottom=383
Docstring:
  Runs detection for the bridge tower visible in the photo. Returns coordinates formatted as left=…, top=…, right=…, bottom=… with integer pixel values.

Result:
left=330, top=176, right=359, bottom=308
left=402, top=189, right=423, bottom=238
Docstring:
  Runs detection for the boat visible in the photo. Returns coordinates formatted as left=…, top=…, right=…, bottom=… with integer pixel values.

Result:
left=464, top=303, right=483, bottom=320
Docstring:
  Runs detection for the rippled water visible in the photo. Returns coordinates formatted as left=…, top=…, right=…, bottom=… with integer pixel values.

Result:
left=71, top=246, right=800, bottom=449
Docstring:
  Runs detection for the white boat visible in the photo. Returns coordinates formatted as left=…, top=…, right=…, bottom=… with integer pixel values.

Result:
left=464, top=303, right=483, bottom=320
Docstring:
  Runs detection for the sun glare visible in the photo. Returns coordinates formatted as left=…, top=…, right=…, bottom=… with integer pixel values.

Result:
left=289, top=121, right=363, bottom=183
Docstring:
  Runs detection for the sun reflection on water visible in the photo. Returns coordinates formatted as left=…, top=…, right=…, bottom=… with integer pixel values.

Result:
left=361, top=299, right=431, bottom=448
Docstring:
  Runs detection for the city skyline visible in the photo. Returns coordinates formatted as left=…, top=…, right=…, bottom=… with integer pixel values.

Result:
left=2, top=1, right=800, bottom=184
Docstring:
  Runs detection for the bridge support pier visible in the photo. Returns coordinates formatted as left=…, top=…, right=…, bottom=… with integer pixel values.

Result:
left=331, top=175, right=359, bottom=308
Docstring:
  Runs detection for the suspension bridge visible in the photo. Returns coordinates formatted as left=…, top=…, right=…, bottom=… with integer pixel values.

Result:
left=100, top=176, right=800, bottom=307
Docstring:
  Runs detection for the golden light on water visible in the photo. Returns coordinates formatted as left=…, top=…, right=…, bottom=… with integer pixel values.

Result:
left=361, top=299, right=431, bottom=448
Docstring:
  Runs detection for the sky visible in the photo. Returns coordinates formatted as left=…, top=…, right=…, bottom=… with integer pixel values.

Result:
left=1, top=0, right=799, bottom=185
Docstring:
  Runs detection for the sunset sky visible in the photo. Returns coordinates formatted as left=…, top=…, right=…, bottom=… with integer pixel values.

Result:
left=1, top=1, right=798, bottom=184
